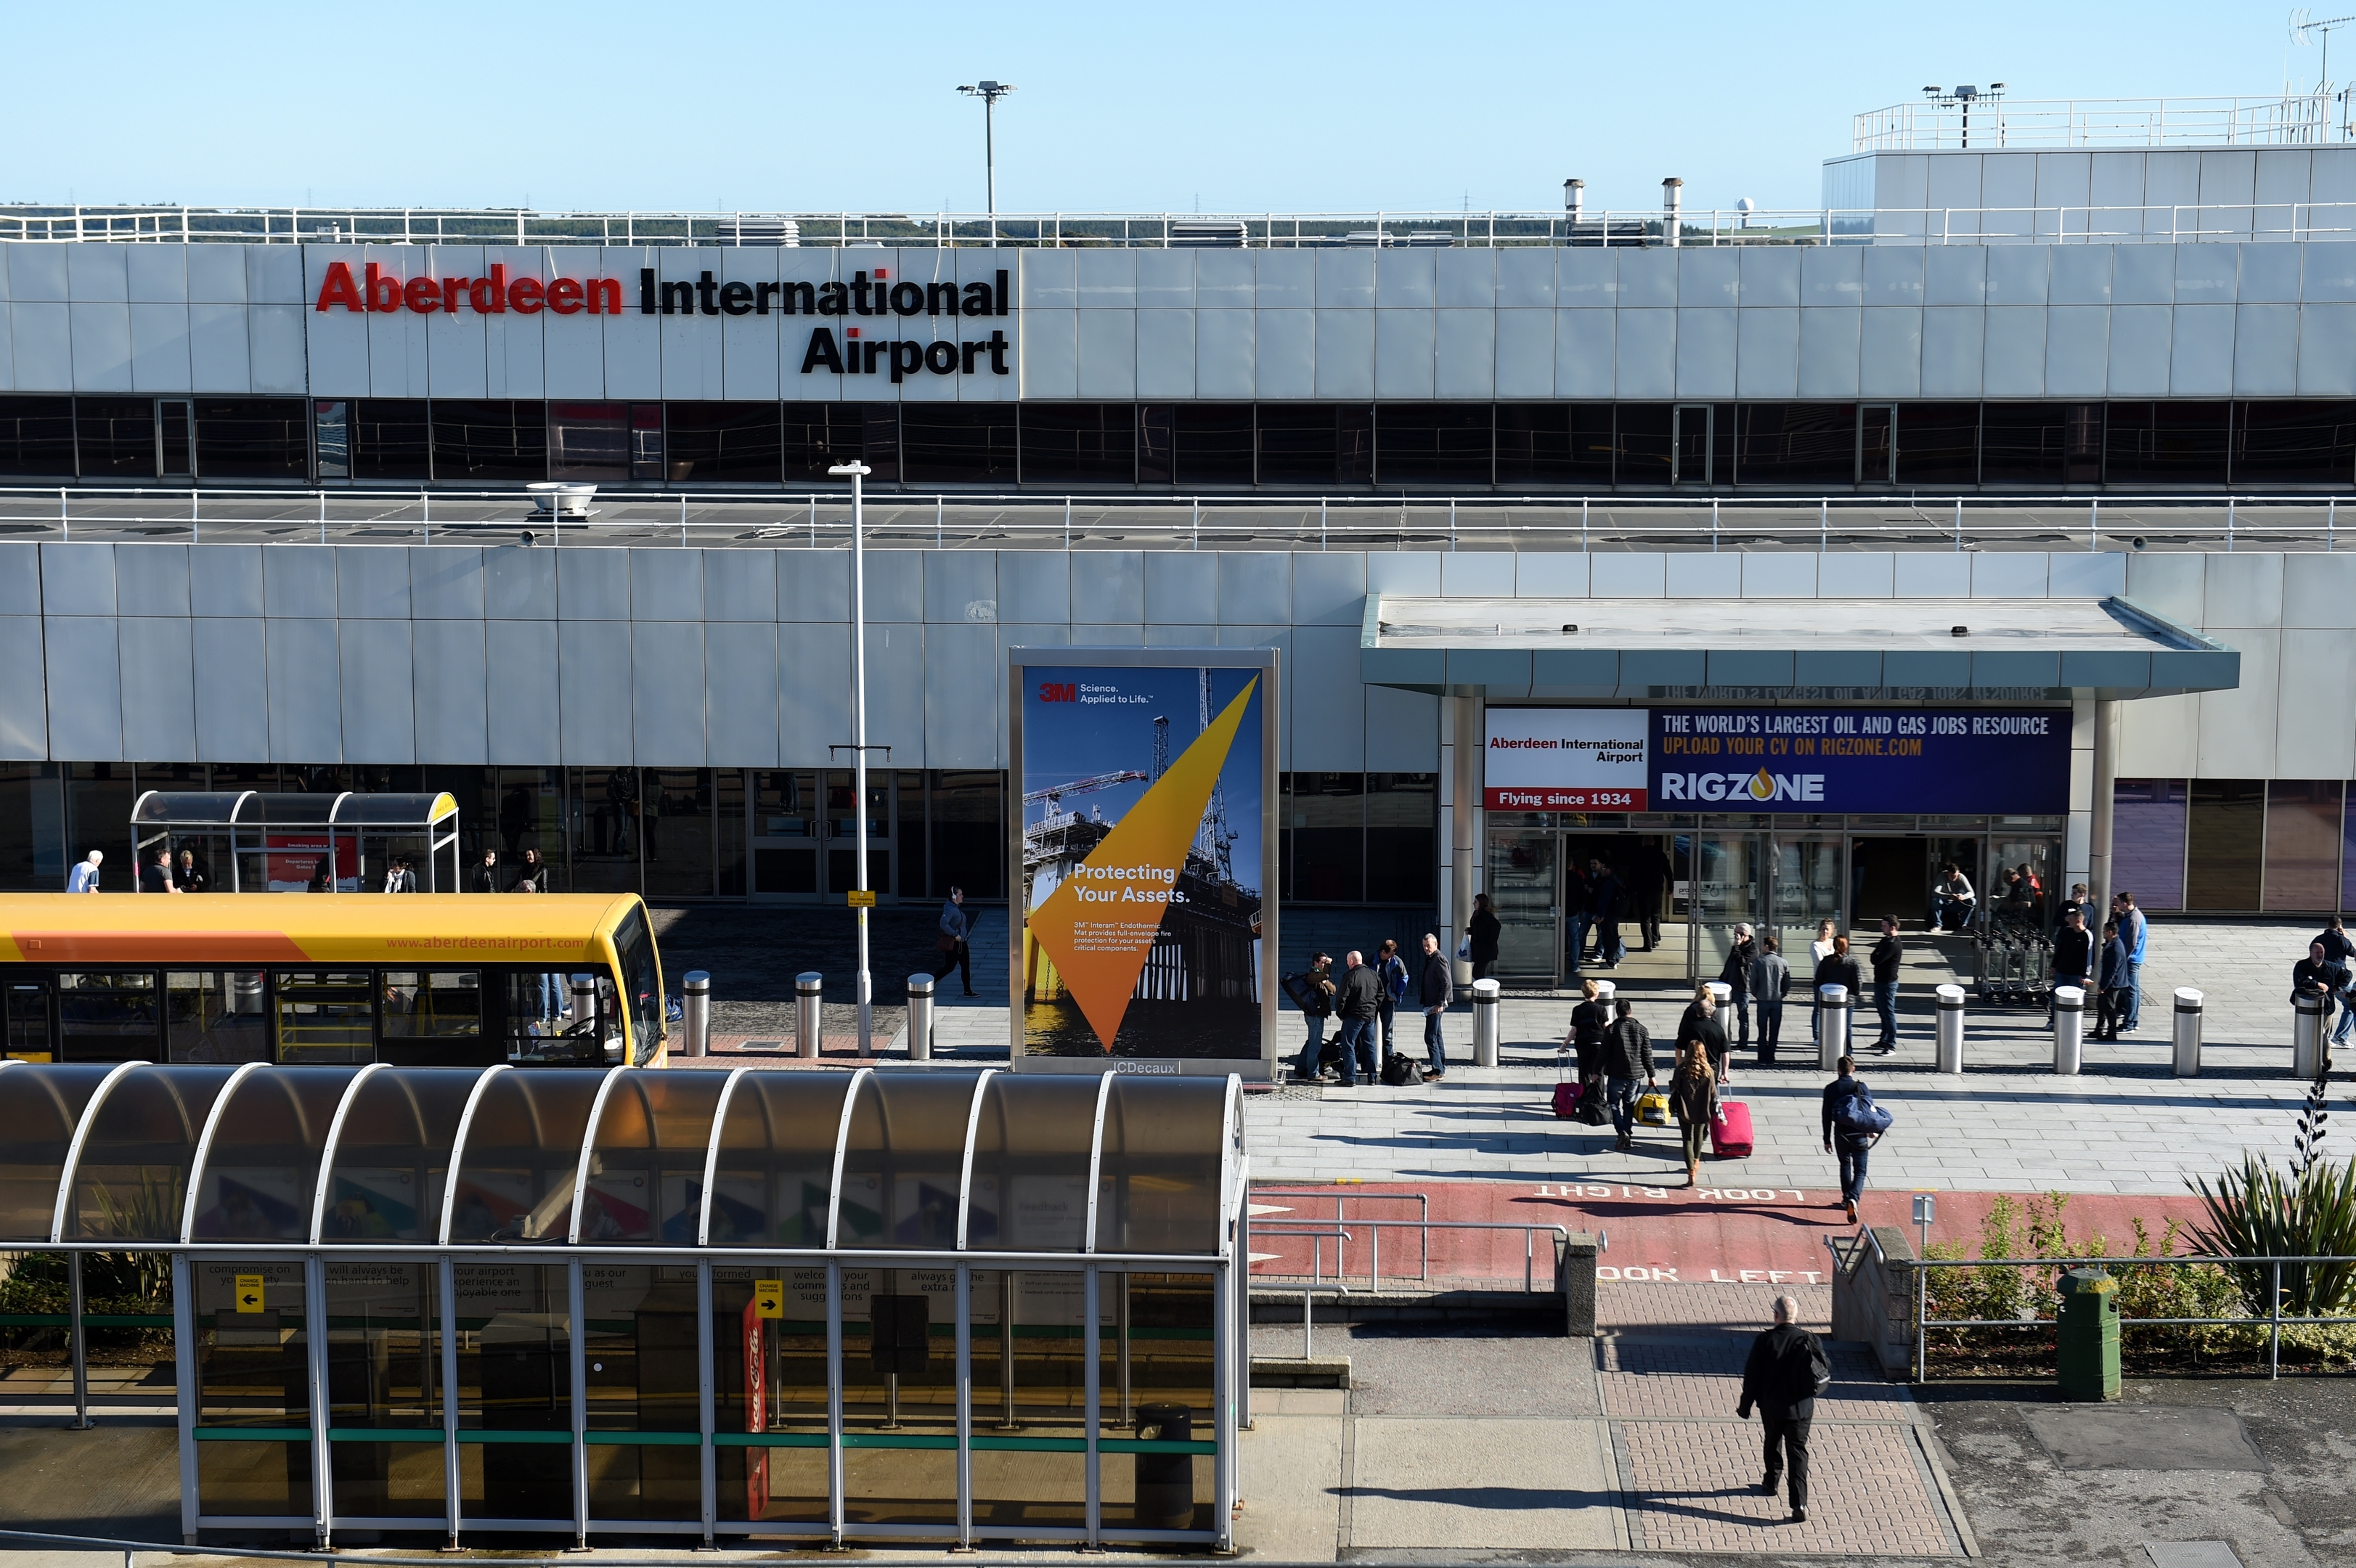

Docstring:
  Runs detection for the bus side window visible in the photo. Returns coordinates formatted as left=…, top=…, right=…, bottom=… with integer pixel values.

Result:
left=272, top=970, right=374, bottom=1066
left=166, top=971, right=268, bottom=1064
left=3, top=971, right=54, bottom=1062
left=57, top=971, right=161, bottom=1064
left=381, top=971, right=482, bottom=1038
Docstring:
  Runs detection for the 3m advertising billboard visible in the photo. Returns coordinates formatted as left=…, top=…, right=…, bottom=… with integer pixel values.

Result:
left=1486, top=707, right=2071, bottom=815
left=1009, top=648, right=1278, bottom=1077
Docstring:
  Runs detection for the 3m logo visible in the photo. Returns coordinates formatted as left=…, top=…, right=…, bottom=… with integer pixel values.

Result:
left=1039, top=682, right=1077, bottom=703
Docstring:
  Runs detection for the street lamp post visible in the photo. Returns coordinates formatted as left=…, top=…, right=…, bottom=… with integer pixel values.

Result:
left=829, top=461, right=875, bottom=1055
left=956, top=81, right=1016, bottom=218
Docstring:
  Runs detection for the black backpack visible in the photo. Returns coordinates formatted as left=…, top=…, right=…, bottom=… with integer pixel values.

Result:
left=1790, top=1333, right=1833, bottom=1400
left=1379, top=1051, right=1417, bottom=1087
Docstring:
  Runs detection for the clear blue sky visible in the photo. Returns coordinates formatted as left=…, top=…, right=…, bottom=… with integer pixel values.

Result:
left=0, top=1, right=2306, bottom=216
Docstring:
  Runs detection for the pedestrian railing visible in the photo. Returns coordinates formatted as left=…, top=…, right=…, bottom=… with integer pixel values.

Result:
left=1830, top=1225, right=2356, bottom=1381
left=1251, top=1216, right=1573, bottom=1295
left=1251, top=1188, right=1432, bottom=1283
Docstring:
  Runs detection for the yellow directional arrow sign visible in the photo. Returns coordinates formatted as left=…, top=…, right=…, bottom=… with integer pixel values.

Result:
left=234, top=1274, right=265, bottom=1314
left=753, top=1279, right=783, bottom=1319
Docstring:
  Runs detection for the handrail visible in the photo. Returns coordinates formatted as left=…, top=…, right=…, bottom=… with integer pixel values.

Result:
left=1252, top=1187, right=1432, bottom=1283
left=1252, top=1217, right=1578, bottom=1294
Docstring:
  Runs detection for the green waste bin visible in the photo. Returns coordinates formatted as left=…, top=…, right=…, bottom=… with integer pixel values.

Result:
left=2055, top=1267, right=2120, bottom=1401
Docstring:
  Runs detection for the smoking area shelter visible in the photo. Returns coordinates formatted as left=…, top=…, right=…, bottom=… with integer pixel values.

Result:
left=0, top=1061, right=1246, bottom=1549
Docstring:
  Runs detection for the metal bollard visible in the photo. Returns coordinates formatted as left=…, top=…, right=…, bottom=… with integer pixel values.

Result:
left=680, top=971, right=709, bottom=1058
left=2294, top=990, right=2328, bottom=1081
left=2053, top=985, right=2087, bottom=1075
left=1816, top=984, right=1851, bottom=1071
left=796, top=971, right=824, bottom=1059
left=1934, top=983, right=1965, bottom=1074
left=1705, top=979, right=1730, bottom=1011
left=906, top=972, right=936, bottom=1061
left=2172, top=987, right=2204, bottom=1077
left=1593, top=979, right=1615, bottom=1005
left=1471, top=977, right=1501, bottom=1068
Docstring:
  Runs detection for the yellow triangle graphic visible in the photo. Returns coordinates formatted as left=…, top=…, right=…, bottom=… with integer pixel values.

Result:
left=1027, top=676, right=1258, bottom=1053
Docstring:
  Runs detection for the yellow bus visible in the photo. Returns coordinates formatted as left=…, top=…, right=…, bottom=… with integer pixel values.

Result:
left=0, top=893, right=666, bottom=1068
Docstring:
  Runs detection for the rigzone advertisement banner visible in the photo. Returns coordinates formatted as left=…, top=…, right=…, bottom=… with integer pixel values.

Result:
left=1014, top=658, right=1268, bottom=1072
left=1487, top=707, right=2071, bottom=815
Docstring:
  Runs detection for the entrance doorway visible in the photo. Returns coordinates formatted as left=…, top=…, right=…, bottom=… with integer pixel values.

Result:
left=1483, top=826, right=1684, bottom=984
left=1848, top=836, right=1928, bottom=928
left=748, top=769, right=893, bottom=902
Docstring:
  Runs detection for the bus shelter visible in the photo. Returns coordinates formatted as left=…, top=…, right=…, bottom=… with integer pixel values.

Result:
left=131, top=792, right=461, bottom=893
left=0, top=1061, right=1246, bottom=1551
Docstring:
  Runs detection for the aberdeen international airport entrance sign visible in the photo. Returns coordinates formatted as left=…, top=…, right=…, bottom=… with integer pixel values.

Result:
left=1008, top=647, right=1278, bottom=1077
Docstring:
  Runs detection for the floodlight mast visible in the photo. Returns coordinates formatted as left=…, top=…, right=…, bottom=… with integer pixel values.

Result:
left=957, top=80, right=1018, bottom=218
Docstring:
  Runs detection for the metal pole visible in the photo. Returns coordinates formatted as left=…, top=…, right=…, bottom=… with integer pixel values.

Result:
left=831, top=460, right=875, bottom=1056
left=2271, top=1259, right=2282, bottom=1379
left=985, top=95, right=997, bottom=219
left=68, top=1251, right=91, bottom=1429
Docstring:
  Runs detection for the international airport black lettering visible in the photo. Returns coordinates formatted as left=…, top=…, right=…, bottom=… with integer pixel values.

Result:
left=799, top=327, right=1010, bottom=380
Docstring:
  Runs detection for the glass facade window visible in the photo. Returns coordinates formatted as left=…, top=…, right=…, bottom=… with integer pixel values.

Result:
left=1898, top=401, right=1980, bottom=486
left=1255, top=403, right=1372, bottom=487
left=2112, top=779, right=2188, bottom=912
left=783, top=402, right=870, bottom=482
left=1615, top=404, right=1672, bottom=486
left=1366, top=773, right=1438, bottom=904
left=665, top=402, right=783, bottom=483
left=76, top=396, right=157, bottom=479
left=431, top=400, right=548, bottom=482
left=1022, top=404, right=1136, bottom=486
left=2235, top=400, right=2356, bottom=485
left=2265, top=780, right=2344, bottom=911
left=549, top=401, right=629, bottom=481
left=1735, top=403, right=1856, bottom=487
left=640, top=768, right=717, bottom=899
left=1166, top=404, right=1254, bottom=487
left=2106, top=401, right=2230, bottom=486
left=1286, top=772, right=1364, bottom=903
left=1376, top=404, right=1492, bottom=486
left=929, top=771, right=1002, bottom=899
left=2186, top=779, right=2266, bottom=911
left=352, top=399, right=431, bottom=480
left=902, top=404, right=1016, bottom=484
left=194, top=398, right=308, bottom=480
left=1982, top=402, right=2099, bottom=485
left=0, top=396, right=76, bottom=477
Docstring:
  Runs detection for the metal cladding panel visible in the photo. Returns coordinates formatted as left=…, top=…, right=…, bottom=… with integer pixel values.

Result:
left=1075, top=307, right=1138, bottom=399
left=1554, top=308, right=1614, bottom=397
left=1071, top=550, right=1144, bottom=626
left=68, top=305, right=133, bottom=391
left=1735, top=307, right=1800, bottom=399
left=425, top=307, right=490, bottom=400
left=2107, top=303, right=2172, bottom=396
left=263, top=547, right=336, bottom=619
left=779, top=550, right=849, bottom=622
left=1530, top=648, right=1619, bottom=688
left=2233, top=303, right=2300, bottom=396
left=2154, top=647, right=2240, bottom=695
left=484, top=619, right=560, bottom=765
left=1358, top=643, right=1444, bottom=688
left=1218, top=551, right=1291, bottom=625
left=1923, top=246, right=1987, bottom=306
left=1144, top=552, right=1218, bottom=625
left=1613, top=308, right=1675, bottom=399
left=2169, top=303, right=2236, bottom=396
left=1672, top=307, right=1736, bottom=399
left=1984, top=245, right=2050, bottom=306
left=126, top=303, right=191, bottom=393
left=1496, top=247, right=1555, bottom=309
left=1493, top=307, right=1554, bottom=397
left=0, top=545, right=36, bottom=616
left=411, top=618, right=489, bottom=764
left=998, top=552, right=1069, bottom=625
left=1289, top=552, right=1365, bottom=628
left=1289, top=625, right=1364, bottom=770
left=1793, top=649, right=1883, bottom=687
left=484, top=545, right=558, bottom=620
left=1365, top=683, right=1440, bottom=769
left=1591, top=554, right=1667, bottom=597
left=1706, top=649, right=1795, bottom=689
left=192, top=618, right=268, bottom=761
left=1970, top=650, right=2061, bottom=690
left=1981, top=307, right=2048, bottom=397
left=336, top=546, right=412, bottom=619
left=922, top=620, right=995, bottom=770
left=1136, top=308, right=1194, bottom=399
left=704, top=620, right=780, bottom=768
left=40, top=544, right=115, bottom=616
left=0, top=618, right=46, bottom=757
left=1439, top=553, right=1514, bottom=597
left=1019, top=307, right=1077, bottom=399
left=779, top=621, right=852, bottom=767
left=117, top=616, right=195, bottom=762
left=266, top=619, right=342, bottom=762
left=2048, top=245, right=2114, bottom=306
left=1515, top=554, right=1589, bottom=595
left=410, top=547, right=486, bottom=621
left=862, top=551, right=923, bottom=624
left=1663, top=554, right=1739, bottom=597
left=339, top=618, right=417, bottom=765
left=1194, top=308, right=1254, bottom=399
left=2297, top=303, right=2356, bottom=396
left=1739, top=248, right=1802, bottom=308
left=1374, top=309, right=1438, bottom=399
left=1618, top=649, right=1706, bottom=688
left=192, top=544, right=266, bottom=618
left=1136, top=250, right=1195, bottom=309
left=860, top=621, right=924, bottom=763
left=1446, top=648, right=1533, bottom=688
left=1882, top=648, right=1973, bottom=688
left=187, top=302, right=253, bottom=393
left=631, top=621, right=706, bottom=765
left=557, top=550, right=630, bottom=620
left=1556, top=248, right=1616, bottom=308
left=1859, top=246, right=1924, bottom=306
left=1313, top=309, right=1374, bottom=399
left=1254, top=307, right=1312, bottom=399
left=702, top=547, right=777, bottom=622
left=10, top=303, right=71, bottom=391
left=559, top=621, right=635, bottom=763
left=630, top=549, right=703, bottom=623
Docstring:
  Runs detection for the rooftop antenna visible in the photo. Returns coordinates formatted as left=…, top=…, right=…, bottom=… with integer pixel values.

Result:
left=955, top=80, right=1017, bottom=217
left=1920, top=82, right=2008, bottom=148
left=2293, top=12, right=2356, bottom=133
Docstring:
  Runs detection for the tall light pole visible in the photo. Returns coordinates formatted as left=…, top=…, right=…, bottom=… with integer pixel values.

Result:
left=957, top=81, right=1016, bottom=216
left=829, top=460, right=875, bottom=1055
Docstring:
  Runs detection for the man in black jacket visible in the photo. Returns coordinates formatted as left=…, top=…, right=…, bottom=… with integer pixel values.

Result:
left=1718, top=923, right=1756, bottom=1050
left=2050, top=907, right=2094, bottom=1032
left=1417, top=932, right=1453, bottom=1082
left=1334, top=951, right=1385, bottom=1087
left=1602, top=998, right=1655, bottom=1152
left=1738, top=1295, right=1830, bottom=1523
left=1868, top=917, right=1902, bottom=1054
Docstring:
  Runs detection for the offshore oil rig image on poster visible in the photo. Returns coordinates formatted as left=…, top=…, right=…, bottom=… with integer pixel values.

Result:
left=1020, top=666, right=1263, bottom=1061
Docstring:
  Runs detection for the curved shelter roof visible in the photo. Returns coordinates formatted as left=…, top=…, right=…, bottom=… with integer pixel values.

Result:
left=0, top=1061, right=1243, bottom=1259
left=130, top=791, right=460, bottom=829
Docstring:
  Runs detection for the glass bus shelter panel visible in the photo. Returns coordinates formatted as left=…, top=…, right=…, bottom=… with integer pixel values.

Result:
left=325, top=1260, right=445, bottom=1522
left=59, top=971, right=162, bottom=1063
left=836, top=1073, right=985, bottom=1251
left=319, top=1068, right=477, bottom=1242
left=706, top=1073, right=857, bottom=1248
left=452, top=1262, right=575, bottom=1527
left=582, top=1262, right=703, bottom=1524
left=133, top=791, right=250, bottom=828
left=1485, top=829, right=1557, bottom=980
left=841, top=1263, right=956, bottom=1532
left=1692, top=831, right=1766, bottom=981
left=330, top=792, right=460, bottom=828
left=166, top=970, right=269, bottom=1063
left=65, top=1063, right=240, bottom=1241
left=444, top=1070, right=606, bottom=1244
left=578, top=1071, right=727, bottom=1244
left=1098, top=1270, right=1215, bottom=1535
left=971, top=1267, right=1088, bottom=1534
left=189, top=1066, right=364, bottom=1241
left=1094, top=1078, right=1228, bottom=1256
left=714, top=1265, right=828, bottom=1530
left=967, top=1075, right=1101, bottom=1254
left=192, top=1257, right=311, bottom=1521
left=0, top=1063, right=117, bottom=1240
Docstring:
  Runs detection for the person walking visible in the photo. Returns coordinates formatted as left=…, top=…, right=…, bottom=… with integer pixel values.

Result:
left=1289, top=952, right=1337, bottom=1082
left=1466, top=894, right=1501, bottom=982
left=936, top=886, right=976, bottom=997
left=1568, top=977, right=1610, bottom=1082
left=2050, top=907, right=2094, bottom=1030
left=1669, top=1035, right=1719, bottom=1187
left=1416, top=932, right=1453, bottom=1081
left=1334, top=950, right=1384, bottom=1086
left=470, top=849, right=500, bottom=894
left=1868, top=916, right=1902, bottom=1053
left=1375, top=938, right=1409, bottom=1054
left=1738, top=1295, right=1830, bottom=1524
left=1678, top=987, right=1732, bottom=1085
left=1718, top=923, right=1756, bottom=1053
left=1751, top=936, right=1792, bottom=1065
left=2093, top=919, right=2131, bottom=1040
left=1807, top=920, right=1836, bottom=1042
left=1812, top=936, right=1864, bottom=1045
left=1602, top=997, right=1655, bottom=1153
left=66, top=849, right=103, bottom=893
left=2114, top=891, right=2148, bottom=1034
left=1822, top=1055, right=1882, bottom=1223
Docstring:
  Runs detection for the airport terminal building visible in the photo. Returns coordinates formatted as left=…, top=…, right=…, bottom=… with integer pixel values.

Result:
left=0, top=94, right=2352, bottom=986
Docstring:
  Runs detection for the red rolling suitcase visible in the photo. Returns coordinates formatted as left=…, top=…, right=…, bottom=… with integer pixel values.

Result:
left=1711, top=1099, right=1753, bottom=1158
left=1551, top=1049, right=1581, bottom=1119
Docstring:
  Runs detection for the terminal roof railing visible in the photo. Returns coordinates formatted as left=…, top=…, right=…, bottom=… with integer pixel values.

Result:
left=1853, top=91, right=2351, bottom=152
